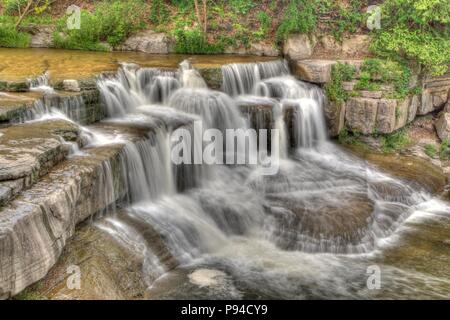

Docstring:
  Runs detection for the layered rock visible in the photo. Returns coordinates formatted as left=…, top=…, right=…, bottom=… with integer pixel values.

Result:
left=418, top=72, right=450, bottom=115
left=283, top=34, right=371, bottom=61
left=0, top=120, right=80, bottom=207
left=0, top=143, right=129, bottom=298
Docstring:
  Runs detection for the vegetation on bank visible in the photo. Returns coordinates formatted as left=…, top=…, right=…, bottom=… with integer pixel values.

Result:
left=338, top=126, right=411, bottom=154
left=0, top=1, right=448, bottom=74
left=425, top=139, right=450, bottom=160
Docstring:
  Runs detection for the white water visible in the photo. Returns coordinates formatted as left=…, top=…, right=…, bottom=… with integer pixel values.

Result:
left=90, top=59, right=450, bottom=299
left=21, top=58, right=445, bottom=299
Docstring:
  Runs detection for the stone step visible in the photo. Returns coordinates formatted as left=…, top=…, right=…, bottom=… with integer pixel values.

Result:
left=0, top=119, right=81, bottom=207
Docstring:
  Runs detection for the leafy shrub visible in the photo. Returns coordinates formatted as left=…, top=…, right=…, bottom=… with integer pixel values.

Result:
left=355, top=59, right=412, bottom=99
left=338, top=127, right=363, bottom=146
left=441, top=139, right=450, bottom=159
left=230, top=0, right=254, bottom=15
left=0, top=22, right=30, bottom=47
left=276, top=0, right=317, bottom=42
left=1, top=0, right=28, bottom=15
left=53, top=0, right=146, bottom=50
left=173, top=28, right=223, bottom=54
left=325, top=62, right=356, bottom=102
left=150, top=0, right=169, bottom=25
left=380, top=128, right=410, bottom=153
left=254, top=11, right=271, bottom=40
left=371, top=0, right=450, bottom=76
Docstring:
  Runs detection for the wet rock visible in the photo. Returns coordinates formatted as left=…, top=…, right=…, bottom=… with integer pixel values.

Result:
left=62, top=80, right=80, bottom=92
left=0, top=92, right=42, bottom=123
left=15, top=222, right=148, bottom=300
left=436, top=112, right=450, bottom=141
left=0, top=143, right=130, bottom=298
left=0, top=120, right=79, bottom=181
left=197, top=67, right=222, bottom=90
left=117, top=30, right=171, bottom=54
left=283, top=34, right=316, bottom=60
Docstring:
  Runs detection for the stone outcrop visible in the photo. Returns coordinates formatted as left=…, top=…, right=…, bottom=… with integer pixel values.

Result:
left=283, top=34, right=316, bottom=60
left=436, top=112, right=450, bottom=141
left=342, top=97, right=417, bottom=135
left=116, top=30, right=172, bottom=54
left=283, top=34, right=371, bottom=60
left=225, top=42, right=280, bottom=57
left=291, top=59, right=336, bottom=84
left=417, top=72, right=450, bottom=115
left=197, top=67, right=223, bottom=90
left=291, top=59, right=362, bottom=84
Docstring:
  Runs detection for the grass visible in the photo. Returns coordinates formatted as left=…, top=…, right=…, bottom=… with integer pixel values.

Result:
left=0, top=21, right=30, bottom=47
left=380, top=128, right=410, bottom=153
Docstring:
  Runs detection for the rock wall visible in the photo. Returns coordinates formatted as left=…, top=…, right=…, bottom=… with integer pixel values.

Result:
left=285, top=33, right=450, bottom=137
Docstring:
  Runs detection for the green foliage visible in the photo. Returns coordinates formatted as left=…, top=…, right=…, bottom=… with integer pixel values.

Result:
left=440, top=139, right=450, bottom=159
left=230, top=0, right=254, bottom=15
left=380, top=128, right=410, bottom=153
left=53, top=0, right=146, bottom=51
left=0, top=21, right=30, bottom=47
left=325, top=62, right=356, bottom=102
left=254, top=11, right=271, bottom=40
left=371, top=0, right=450, bottom=76
left=355, top=59, right=412, bottom=99
left=338, top=127, right=363, bottom=146
left=276, top=0, right=317, bottom=42
left=1, top=0, right=27, bottom=15
left=173, top=28, right=223, bottom=54
left=328, top=0, right=367, bottom=42
left=150, top=0, right=169, bottom=25
left=424, top=144, right=437, bottom=158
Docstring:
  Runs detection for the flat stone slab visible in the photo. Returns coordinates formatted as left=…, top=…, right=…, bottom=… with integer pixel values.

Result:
left=0, top=120, right=80, bottom=181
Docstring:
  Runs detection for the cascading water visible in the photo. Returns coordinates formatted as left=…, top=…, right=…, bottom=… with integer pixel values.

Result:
left=88, top=58, right=450, bottom=298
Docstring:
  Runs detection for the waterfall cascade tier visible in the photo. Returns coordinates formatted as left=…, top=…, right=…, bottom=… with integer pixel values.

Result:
left=3, top=57, right=448, bottom=299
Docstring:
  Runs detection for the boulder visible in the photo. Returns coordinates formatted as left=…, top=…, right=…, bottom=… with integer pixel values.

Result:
left=283, top=34, right=316, bottom=60
left=62, top=79, right=81, bottom=92
left=117, top=30, right=171, bottom=54
left=291, top=59, right=336, bottom=84
left=18, top=24, right=54, bottom=48
left=436, top=112, right=450, bottom=141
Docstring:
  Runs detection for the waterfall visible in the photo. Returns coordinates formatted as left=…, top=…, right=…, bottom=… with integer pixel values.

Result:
left=85, top=58, right=450, bottom=297
left=221, top=60, right=289, bottom=96
left=98, top=64, right=181, bottom=117
left=28, top=71, right=55, bottom=94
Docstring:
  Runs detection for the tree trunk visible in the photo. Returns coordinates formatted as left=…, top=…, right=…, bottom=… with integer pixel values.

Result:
left=15, top=0, right=33, bottom=29
left=202, top=0, right=207, bottom=33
